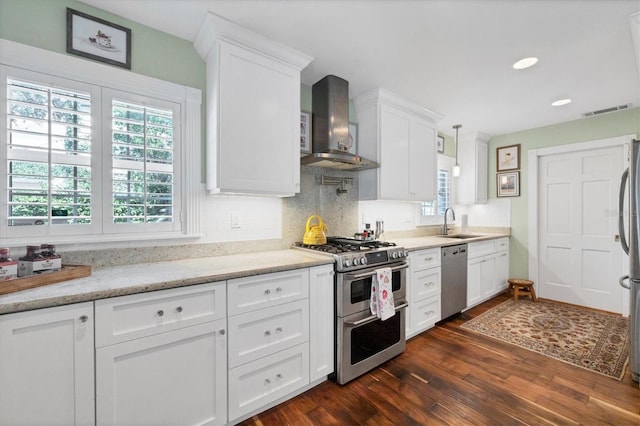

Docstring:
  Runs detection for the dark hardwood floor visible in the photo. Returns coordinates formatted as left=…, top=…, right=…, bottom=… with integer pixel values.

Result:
left=239, top=294, right=640, bottom=425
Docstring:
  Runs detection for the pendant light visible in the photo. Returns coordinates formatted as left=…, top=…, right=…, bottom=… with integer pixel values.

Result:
left=453, top=124, right=461, bottom=177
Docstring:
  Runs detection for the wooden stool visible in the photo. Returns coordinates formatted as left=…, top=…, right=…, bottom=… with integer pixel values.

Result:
left=507, top=278, right=537, bottom=302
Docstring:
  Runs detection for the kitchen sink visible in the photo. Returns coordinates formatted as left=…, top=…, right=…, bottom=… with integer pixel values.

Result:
left=441, top=234, right=483, bottom=239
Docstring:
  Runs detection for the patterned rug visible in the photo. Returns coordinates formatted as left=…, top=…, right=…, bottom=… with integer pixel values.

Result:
left=461, top=299, right=630, bottom=380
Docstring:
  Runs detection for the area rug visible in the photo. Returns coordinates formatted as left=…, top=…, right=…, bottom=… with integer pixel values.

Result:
left=460, top=299, right=630, bottom=380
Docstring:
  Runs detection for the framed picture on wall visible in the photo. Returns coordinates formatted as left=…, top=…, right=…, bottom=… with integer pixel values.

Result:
left=497, top=144, right=521, bottom=171
left=497, top=171, right=520, bottom=197
left=300, top=111, right=311, bottom=153
left=66, top=8, right=132, bottom=69
left=437, top=135, right=445, bottom=153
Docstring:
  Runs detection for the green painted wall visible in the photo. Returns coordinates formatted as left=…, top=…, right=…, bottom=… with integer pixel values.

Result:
left=1, top=0, right=207, bottom=177
left=488, top=107, right=640, bottom=278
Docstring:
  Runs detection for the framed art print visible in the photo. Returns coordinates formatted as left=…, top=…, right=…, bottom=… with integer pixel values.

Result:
left=300, top=111, right=311, bottom=153
left=437, top=135, right=445, bottom=153
left=66, top=8, right=132, bottom=69
left=497, top=144, right=520, bottom=171
left=497, top=171, right=520, bottom=197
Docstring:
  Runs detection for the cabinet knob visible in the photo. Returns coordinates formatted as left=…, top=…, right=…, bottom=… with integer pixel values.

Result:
left=276, top=327, right=283, bottom=333
left=156, top=310, right=164, bottom=317
left=276, top=373, right=283, bottom=379
left=264, top=378, right=271, bottom=385
left=276, top=287, right=282, bottom=292
left=264, top=289, right=271, bottom=295
left=218, top=329, right=225, bottom=336
left=265, top=330, right=271, bottom=336
left=79, top=315, right=89, bottom=323
left=175, top=306, right=183, bottom=313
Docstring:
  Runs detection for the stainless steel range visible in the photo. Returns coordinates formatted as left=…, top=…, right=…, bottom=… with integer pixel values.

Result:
left=295, top=237, right=409, bottom=384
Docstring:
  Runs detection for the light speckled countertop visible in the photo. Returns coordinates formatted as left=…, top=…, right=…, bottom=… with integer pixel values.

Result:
left=0, top=250, right=333, bottom=315
left=0, top=233, right=509, bottom=315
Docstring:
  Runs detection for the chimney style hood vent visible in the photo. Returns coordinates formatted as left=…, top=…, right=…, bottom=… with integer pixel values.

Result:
left=301, top=75, right=379, bottom=171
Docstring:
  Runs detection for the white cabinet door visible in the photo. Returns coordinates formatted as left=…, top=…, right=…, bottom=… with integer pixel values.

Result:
left=379, top=105, right=411, bottom=200
left=309, top=264, right=334, bottom=382
left=495, top=250, right=509, bottom=293
left=409, top=117, right=437, bottom=201
left=195, top=14, right=311, bottom=197
left=456, top=133, right=489, bottom=205
left=480, top=255, right=497, bottom=299
left=96, top=319, right=227, bottom=426
left=467, top=256, right=484, bottom=308
left=0, top=302, right=95, bottom=426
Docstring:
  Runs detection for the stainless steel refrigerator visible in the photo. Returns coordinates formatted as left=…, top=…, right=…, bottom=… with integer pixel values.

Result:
left=618, top=138, right=640, bottom=383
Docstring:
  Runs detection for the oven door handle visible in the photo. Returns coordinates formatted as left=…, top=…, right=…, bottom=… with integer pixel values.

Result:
left=350, top=263, right=409, bottom=280
left=344, top=302, right=409, bottom=327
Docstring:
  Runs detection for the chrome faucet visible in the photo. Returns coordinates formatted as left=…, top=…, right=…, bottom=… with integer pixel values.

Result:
left=443, top=207, right=456, bottom=235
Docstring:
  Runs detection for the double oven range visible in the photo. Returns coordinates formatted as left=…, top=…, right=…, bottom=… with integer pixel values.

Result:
left=296, top=237, right=408, bottom=384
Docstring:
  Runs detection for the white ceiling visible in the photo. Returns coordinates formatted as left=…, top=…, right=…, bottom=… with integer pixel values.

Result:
left=78, top=0, right=640, bottom=137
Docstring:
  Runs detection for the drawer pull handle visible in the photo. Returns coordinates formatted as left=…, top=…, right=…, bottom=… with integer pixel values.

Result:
left=157, top=310, right=164, bottom=317
left=79, top=315, right=89, bottom=323
left=264, top=289, right=271, bottom=295
left=276, top=327, right=283, bottom=333
left=264, top=378, right=271, bottom=385
left=175, top=306, right=183, bottom=313
left=425, top=281, right=434, bottom=287
left=265, top=330, right=271, bottom=336
left=218, top=329, right=226, bottom=336
left=426, top=257, right=433, bottom=261
left=276, top=373, right=283, bottom=379
left=276, top=287, right=282, bottom=292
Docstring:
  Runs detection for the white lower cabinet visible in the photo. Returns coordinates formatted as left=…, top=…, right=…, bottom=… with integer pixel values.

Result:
left=227, top=268, right=318, bottom=422
left=308, top=264, right=335, bottom=382
left=0, top=302, right=95, bottom=426
left=467, top=238, right=510, bottom=309
left=407, top=248, right=441, bottom=339
left=96, top=319, right=227, bottom=426
left=95, top=282, right=227, bottom=426
left=228, top=343, right=310, bottom=421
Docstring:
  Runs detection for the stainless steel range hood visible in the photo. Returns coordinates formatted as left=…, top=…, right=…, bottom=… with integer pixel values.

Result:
left=301, top=75, right=379, bottom=171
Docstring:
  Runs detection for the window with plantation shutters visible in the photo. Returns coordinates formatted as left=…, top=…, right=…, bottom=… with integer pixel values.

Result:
left=5, top=77, right=94, bottom=230
left=111, top=100, right=175, bottom=225
left=1, top=54, right=196, bottom=244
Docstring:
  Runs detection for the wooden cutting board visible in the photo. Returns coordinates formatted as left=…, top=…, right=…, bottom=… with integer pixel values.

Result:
left=0, top=265, right=92, bottom=296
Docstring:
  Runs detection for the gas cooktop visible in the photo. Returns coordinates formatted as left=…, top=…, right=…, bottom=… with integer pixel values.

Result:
left=294, top=237, right=407, bottom=272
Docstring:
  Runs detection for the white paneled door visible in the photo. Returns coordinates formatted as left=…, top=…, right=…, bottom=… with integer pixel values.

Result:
left=538, top=145, right=624, bottom=312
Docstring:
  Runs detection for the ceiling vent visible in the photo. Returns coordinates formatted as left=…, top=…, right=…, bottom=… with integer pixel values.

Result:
left=581, top=103, right=632, bottom=118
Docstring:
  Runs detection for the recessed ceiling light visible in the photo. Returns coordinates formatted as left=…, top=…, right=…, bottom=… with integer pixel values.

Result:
left=513, top=57, right=538, bottom=70
left=552, top=99, right=572, bottom=106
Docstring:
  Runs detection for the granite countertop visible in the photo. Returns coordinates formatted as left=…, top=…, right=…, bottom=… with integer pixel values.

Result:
left=395, top=232, right=510, bottom=251
left=0, top=250, right=333, bottom=315
left=0, top=233, right=509, bottom=315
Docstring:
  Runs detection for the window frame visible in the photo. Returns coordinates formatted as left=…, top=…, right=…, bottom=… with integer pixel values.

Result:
left=418, top=154, right=455, bottom=225
left=0, top=38, right=201, bottom=246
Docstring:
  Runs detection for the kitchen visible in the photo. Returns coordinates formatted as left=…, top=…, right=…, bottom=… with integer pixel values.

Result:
left=1, top=0, right=640, bottom=424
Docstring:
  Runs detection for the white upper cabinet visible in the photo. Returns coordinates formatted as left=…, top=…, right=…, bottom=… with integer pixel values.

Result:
left=194, top=13, right=312, bottom=196
left=355, top=88, right=442, bottom=201
left=456, top=132, right=490, bottom=205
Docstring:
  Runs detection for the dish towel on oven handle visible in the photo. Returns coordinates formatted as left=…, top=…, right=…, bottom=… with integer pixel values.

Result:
left=370, top=267, right=395, bottom=321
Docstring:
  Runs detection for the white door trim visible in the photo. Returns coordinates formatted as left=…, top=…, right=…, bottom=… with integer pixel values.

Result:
left=527, top=134, right=635, bottom=314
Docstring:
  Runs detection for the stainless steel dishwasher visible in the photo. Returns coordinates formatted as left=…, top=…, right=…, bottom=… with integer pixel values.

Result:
left=441, top=244, right=468, bottom=320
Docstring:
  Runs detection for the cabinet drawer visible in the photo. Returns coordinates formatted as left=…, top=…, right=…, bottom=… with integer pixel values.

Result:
left=228, top=343, right=309, bottom=421
left=228, top=300, right=309, bottom=368
left=496, top=237, right=509, bottom=252
left=468, top=240, right=497, bottom=259
left=411, top=267, right=441, bottom=302
left=411, top=295, right=441, bottom=333
left=410, top=248, right=441, bottom=271
left=228, top=269, right=309, bottom=316
left=95, top=282, right=225, bottom=347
